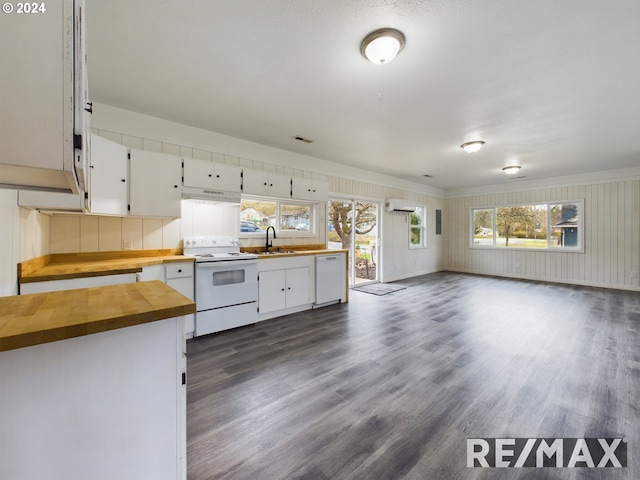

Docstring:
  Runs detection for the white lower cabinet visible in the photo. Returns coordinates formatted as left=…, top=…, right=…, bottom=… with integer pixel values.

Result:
left=259, top=267, right=310, bottom=315
left=258, top=256, right=314, bottom=319
left=258, top=269, right=287, bottom=313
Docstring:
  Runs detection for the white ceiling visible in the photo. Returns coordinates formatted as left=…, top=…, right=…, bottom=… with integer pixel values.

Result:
left=86, top=0, right=640, bottom=191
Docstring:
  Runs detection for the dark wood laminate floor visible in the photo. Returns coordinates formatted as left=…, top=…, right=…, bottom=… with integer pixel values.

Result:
left=186, top=272, right=640, bottom=480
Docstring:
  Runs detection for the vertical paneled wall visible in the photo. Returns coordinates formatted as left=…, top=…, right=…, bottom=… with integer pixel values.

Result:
left=444, top=181, right=640, bottom=290
left=0, top=190, right=50, bottom=295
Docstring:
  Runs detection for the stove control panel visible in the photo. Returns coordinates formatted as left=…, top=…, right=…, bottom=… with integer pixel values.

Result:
left=184, top=236, right=240, bottom=249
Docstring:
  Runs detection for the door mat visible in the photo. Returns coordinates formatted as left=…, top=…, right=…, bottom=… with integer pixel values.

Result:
left=351, top=283, right=407, bottom=296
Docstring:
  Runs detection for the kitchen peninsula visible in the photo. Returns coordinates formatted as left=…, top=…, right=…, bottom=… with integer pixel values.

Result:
left=0, top=281, right=195, bottom=480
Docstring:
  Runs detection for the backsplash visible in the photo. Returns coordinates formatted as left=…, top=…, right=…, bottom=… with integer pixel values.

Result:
left=50, top=215, right=181, bottom=254
left=48, top=201, right=324, bottom=254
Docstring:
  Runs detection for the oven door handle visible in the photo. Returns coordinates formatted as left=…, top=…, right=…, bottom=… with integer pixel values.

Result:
left=196, top=260, right=258, bottom=269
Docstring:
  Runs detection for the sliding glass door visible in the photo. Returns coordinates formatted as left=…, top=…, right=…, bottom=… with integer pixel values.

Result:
left=327, top=198, right=379, bottom=286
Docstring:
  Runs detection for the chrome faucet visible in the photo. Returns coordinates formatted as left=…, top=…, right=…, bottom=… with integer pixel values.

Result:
left=265, top=226, right=276, bottom=253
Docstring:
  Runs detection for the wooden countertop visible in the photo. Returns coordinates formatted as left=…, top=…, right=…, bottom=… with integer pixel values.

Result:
left=19, top=250, right=194, bottom=284
left=0, top=281, right=196, bottom=352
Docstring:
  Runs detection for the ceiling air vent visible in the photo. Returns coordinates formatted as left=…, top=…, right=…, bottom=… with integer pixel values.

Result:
left=292, top=135, right=313, bottom=144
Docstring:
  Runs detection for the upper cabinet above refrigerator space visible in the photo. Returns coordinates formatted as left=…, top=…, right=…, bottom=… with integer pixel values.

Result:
left=0, top=0, right=90, bottom=194
left=242, top=169, right=291, bottom=198
left=183, top=155, right=242, bottom=193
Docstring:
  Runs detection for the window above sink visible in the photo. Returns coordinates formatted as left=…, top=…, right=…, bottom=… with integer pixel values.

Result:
left=240, top=198, right=315, bottom=237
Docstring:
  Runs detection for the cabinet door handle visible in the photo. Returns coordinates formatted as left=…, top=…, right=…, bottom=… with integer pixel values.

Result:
left=216, top=174, right=220, bottom=178
left=287, top=287, right=291, bottom=290
left=121, top=179, right=126, bottom=182
left=281, top=288, right=285, bottom=291
left=174, top=185, right=178, bottom=188
left=208, top=174, right=212, bottom=177
left=178, top=269, right=182, bottom=273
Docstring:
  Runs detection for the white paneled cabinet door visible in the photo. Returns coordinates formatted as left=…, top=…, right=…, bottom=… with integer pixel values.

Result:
left=242, top=169, right=270, bottom=196
left=73, top=0, right=90, bottom=193
left=183, top=157, right=212, bottom=189
left=0, top=0, right=78, bottom=192
left=291, top=178, right=329, bottom=202
left=242, top=169, right=291, bottom=198
left=184, top=158, right=242, bottom=192
left=258, top=267, right=310, bottom=314
left=258, top=269, right=287, bottom=314
left=88, top=134, right=128, bottom=215
left=129, top=149, right=182, bottom=218
left=214, top=163, right=242, bottom=192
left=286, top=267, right=311, bottom=308
left=268, top=172, right=292, bottom=198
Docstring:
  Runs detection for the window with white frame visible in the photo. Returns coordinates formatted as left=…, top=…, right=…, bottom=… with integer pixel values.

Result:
left=240, top=198, right=314, bottom=235
left=470, top=200, right=583, bottom=251
left=409, top=206, right=426, bottom=248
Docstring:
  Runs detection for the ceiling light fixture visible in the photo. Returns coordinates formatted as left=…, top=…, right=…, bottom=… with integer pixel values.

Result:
left=460, top=141, right=485, bottom=153
left=502, top=165, right=522, bottom=175
left=361, top=28, right=405, bottom=65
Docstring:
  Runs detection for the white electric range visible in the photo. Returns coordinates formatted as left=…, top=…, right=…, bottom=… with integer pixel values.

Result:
left=183, top=236, right=258, bottom=336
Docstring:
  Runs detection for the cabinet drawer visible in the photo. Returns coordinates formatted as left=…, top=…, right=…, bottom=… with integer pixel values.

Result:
left=166, top=263, right=194, bottom=279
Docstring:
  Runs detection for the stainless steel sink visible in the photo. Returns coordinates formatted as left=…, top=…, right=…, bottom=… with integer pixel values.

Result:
left=256, top=250, right=298, bottom=255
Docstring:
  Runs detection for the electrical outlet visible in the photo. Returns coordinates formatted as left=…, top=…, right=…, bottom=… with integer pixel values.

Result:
left=123, top=239, right=132, bottom=251
left=631, top=271, right=639, bottom=279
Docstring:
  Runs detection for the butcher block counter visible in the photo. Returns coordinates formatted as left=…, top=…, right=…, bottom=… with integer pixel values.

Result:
left=241, top=244, right=349, bottom=258
left=0, top=280, right=196, bottom=352
left=18, top=249, right=193, bottom=284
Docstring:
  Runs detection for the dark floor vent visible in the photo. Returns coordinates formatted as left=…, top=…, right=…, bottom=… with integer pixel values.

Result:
left=292, top=136, right=313, bottom=144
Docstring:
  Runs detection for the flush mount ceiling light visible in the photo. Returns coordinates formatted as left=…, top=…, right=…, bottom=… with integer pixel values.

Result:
left=502, top=165, right=522, bottom=175
left=361, top=28, right=406, bottom=65
left=460, top=141, right=485, bottom=153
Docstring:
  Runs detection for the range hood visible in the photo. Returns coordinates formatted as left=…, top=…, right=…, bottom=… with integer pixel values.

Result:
left=181, top=186, right=241, bottom=204
left=18, top=190, right=86, bottom=213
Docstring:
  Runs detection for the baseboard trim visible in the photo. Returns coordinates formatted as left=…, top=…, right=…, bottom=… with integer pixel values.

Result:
left=445, top=268, right=640, bottom=292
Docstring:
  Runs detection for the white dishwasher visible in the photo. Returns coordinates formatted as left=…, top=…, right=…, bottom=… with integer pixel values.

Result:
left=315, top=254, right=345, bottom=306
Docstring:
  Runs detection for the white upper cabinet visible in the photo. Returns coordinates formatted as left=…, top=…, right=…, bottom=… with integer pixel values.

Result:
left=0, top=0, right=89, bottom=194
left=88, top=134, right=128, bottom=216
left=183, top=155, right=241, bottom=193
left=291, top=177, right=329, bottom=202
left=242, top=169, right=291, bottom=198
left=129, top=149, right=182, bottom=218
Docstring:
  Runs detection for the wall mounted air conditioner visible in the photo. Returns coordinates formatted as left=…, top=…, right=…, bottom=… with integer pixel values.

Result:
left=385, top=198, right=417, bottom=213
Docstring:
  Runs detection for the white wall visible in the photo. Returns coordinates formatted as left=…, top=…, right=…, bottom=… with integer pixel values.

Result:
left=0, top=190, right=50, bottom=296
left=445, top=179, right=640, bottom=291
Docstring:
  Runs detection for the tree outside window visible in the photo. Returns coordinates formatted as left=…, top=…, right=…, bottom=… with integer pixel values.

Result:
left=328, top=200, right=376, bottom=250
left=410, top=206, right=426, bottom=248
left=470, top=201, right=583, bottom=250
